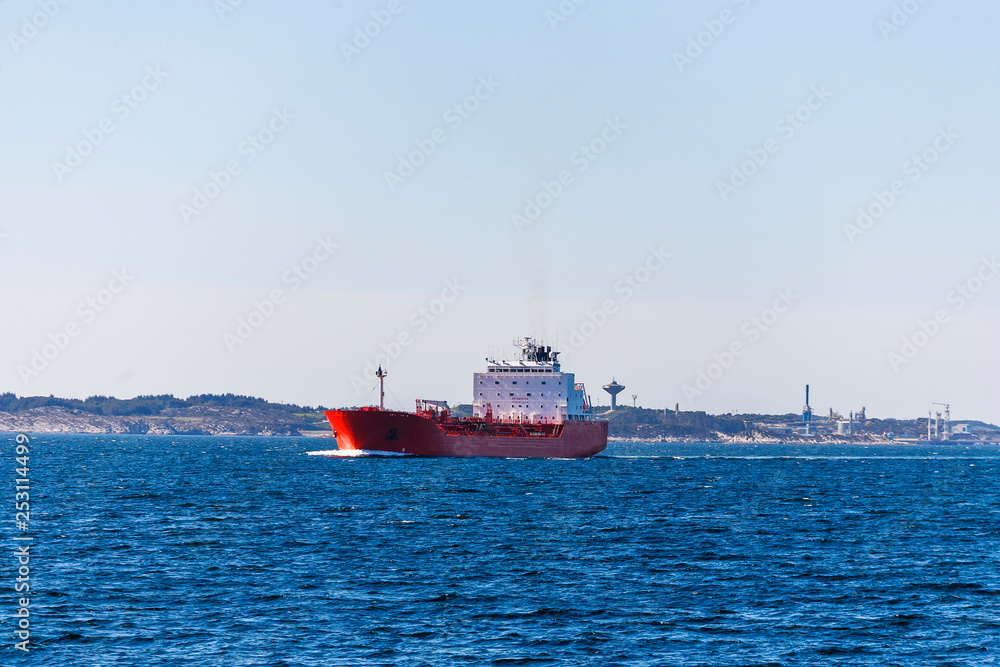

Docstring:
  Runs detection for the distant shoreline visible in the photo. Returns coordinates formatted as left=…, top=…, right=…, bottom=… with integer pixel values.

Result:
left=0, top=405, right=323, bottom=438
left=4, top=431, right=995, bottom=447
left=1, top=396, right=996, bottom=443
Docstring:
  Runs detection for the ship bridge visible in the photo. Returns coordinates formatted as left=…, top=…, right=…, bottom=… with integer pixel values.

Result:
left=473, top=338, right=590, bottom=425
left=484, top=337, right=561, bottom=372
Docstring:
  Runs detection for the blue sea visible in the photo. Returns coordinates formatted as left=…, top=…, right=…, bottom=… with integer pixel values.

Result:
left=4, top=434, right=1000, bottom=666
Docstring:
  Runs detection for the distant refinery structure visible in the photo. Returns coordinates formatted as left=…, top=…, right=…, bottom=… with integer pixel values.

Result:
left=751, top=383, right=872, bottom=438
left=656, top=380, right=988, bottom=442
left=778, top=385, right=966, bottom=442
left=603, top=379, right=625, bottom=411
left=801, top=384, right=813, bottom=435
left=928, top=403, right=951, bottom=441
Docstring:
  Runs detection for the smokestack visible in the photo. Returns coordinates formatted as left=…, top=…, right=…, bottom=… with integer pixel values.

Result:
left=802, top=384, right=813, bottom=431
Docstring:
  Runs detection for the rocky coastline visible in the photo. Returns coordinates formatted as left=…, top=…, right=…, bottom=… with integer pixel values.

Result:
left=0, top=405, right=328, bottom=437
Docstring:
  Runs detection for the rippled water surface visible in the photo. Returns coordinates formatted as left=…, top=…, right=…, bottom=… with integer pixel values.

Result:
left=6, top=435, right=1000, bottom=665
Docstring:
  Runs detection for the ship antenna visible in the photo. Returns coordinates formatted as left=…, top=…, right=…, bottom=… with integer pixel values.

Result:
left=376, top=365, right=387, bottom=410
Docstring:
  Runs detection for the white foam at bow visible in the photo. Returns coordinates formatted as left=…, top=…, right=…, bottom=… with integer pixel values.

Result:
left=306, top=449, right=412, bottom=457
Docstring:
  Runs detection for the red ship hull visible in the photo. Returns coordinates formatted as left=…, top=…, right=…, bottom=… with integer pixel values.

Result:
left=324, top=409, right=607, bottom=458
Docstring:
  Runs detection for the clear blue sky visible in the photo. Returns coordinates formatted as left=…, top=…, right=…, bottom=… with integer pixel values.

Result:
left=1, top=0, right=998, bottom=423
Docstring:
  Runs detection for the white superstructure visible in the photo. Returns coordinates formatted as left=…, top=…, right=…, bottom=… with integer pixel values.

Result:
left=472, top=338, right=590, bottom=424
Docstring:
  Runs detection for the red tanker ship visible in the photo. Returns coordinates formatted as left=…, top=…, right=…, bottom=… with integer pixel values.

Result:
left=325, top=338, right=607, bottom=458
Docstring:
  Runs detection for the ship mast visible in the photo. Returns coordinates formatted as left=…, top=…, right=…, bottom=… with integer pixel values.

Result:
left=376, top=365, right=386, bottom=410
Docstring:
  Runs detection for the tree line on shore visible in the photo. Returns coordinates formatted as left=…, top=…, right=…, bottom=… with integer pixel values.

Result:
left=0, top=393, right=326, bottom=417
